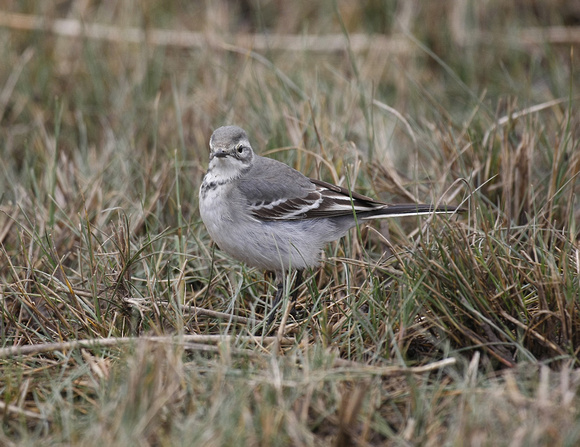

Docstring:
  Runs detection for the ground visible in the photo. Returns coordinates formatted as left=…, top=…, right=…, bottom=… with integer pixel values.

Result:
left=0, top=1, right=579, bottom=445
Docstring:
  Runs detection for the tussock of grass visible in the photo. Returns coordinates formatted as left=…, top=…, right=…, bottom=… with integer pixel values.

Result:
left=1, top=1, right=579, bottom=445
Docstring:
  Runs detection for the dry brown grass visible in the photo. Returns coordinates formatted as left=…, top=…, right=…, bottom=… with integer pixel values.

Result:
left=1, top=1, right=579, bottom=445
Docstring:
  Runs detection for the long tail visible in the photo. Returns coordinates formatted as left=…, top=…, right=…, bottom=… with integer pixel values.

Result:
left=359, top=203, right=464, bottom=220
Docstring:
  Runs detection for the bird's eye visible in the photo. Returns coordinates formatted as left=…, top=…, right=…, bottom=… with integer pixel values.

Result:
left=236, top=145, right=244, bottom=154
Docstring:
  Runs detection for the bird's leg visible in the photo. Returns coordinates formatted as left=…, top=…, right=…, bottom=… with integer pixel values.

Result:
left=288, top=269, right=304, bottom=319
left=266, top=270, right=304, bottom=325
left=291, top=270, right=303, bottom=303
left=266, top=280, right=284, bottom=325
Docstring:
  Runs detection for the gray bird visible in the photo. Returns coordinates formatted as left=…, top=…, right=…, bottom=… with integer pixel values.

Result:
left=199, top=125, right=462, bottom=323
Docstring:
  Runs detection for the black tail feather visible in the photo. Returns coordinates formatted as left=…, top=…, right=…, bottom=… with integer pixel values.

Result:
left=360, top=203, right=464, bottom=219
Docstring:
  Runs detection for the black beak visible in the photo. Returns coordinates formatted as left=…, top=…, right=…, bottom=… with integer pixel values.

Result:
left=212, top=150, right=228, bottom=159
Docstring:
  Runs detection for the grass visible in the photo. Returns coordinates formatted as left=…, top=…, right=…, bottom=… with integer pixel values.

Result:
left=1, top=1, right=579, bottom=445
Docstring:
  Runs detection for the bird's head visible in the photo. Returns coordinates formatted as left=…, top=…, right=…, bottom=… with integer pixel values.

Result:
left=209, top=125, right=254, bottom=163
